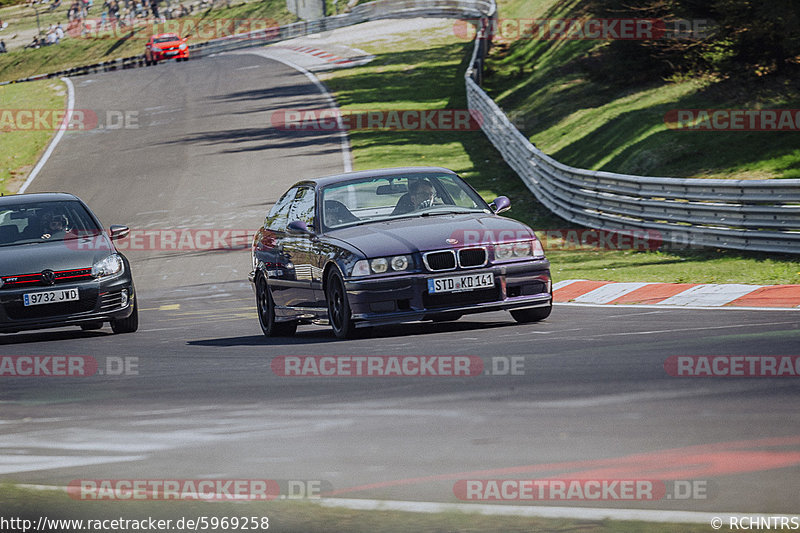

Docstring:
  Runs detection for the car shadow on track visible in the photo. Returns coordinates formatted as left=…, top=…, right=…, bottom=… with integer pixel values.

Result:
left=0, top=329, right=109, bottom=345
left=187, top=319, right=521, bottom=346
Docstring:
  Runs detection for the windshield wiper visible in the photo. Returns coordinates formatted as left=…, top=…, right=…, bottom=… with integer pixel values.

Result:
left=420, top=208, right=483, bottom=216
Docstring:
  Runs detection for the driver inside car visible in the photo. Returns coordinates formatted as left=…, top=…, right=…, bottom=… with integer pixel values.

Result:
left=40, top=213, right=70, bottom=240
left=391, top=179, right=437, bottom=215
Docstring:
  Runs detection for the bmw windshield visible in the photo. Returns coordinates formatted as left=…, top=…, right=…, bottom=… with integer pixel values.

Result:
left=320, top=173, right=489, bottom=230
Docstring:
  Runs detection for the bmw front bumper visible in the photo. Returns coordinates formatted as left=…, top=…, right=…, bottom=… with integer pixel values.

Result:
left=343, top=259, right=552, bottom=326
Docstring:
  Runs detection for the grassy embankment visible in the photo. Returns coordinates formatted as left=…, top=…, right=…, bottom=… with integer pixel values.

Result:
left=319, top=5, right=800, bottom=284
left=0, top=0, right=294, bottom=81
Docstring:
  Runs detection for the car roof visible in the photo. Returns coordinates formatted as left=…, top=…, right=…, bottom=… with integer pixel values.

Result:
left=299, top=166, right=459, bottom=188
left=0, top=192, right=81, bottom=207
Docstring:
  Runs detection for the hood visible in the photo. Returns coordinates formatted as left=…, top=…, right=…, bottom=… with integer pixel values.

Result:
left=325, top=213, right=535, bottom=258
left=0, top=234, right=117, bottom=276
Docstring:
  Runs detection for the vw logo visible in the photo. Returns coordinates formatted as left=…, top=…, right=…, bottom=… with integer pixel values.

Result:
left=41, top=270, right=56, bottom=285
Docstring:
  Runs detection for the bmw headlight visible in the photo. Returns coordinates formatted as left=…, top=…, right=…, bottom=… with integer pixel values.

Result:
left=370, top=258, right=389, bottom=274
left=92, top=254, right=124, bottom=279
left=494, top=240, right=543, bottom=261
left=390, top=255, right=409, bottom=271
left=179, top=43, right=188, bottom=50
left=351, top=255, right=411, bottom=277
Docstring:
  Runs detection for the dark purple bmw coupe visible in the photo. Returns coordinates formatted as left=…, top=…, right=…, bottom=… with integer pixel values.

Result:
left=249, top=167, right=552, bottom=339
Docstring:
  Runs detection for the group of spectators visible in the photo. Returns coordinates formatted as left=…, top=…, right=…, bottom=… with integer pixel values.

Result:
left=24, top=22, right=64, bottom=48
left=5, top=0, right=199, bottom=53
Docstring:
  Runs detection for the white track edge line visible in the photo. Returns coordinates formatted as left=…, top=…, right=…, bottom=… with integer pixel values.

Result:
left=11, top=485, right=779, bottom=525
left=317, top=497, right=778, bottom=524
left=232, top=50, right=353, bottom=173
left=555, top=302, right=799, bottom=311
left=18, top=77, right=75, bottom=194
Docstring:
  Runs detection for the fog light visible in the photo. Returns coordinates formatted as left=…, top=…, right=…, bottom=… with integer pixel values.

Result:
left=120, top=289, right=129, bottom=307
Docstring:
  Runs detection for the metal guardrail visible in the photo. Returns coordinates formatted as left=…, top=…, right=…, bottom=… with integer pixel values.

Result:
left=5, top=0, right=798, bottom=254
left=461, top=3, right=800, bottom=254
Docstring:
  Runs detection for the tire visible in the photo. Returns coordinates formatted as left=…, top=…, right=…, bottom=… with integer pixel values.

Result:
left=510, top=304, right=552, bottom=323
left=111, top=295, right=139, bottom=334
left=80, top=322, right=104, bottom=331
left=326, top=269, right=357, bottom=339
left=256, top=274, right=297, bottom=337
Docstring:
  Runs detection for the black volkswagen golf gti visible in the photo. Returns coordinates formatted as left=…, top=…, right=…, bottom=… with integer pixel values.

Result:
left=0, top=193, right=138, bottom=334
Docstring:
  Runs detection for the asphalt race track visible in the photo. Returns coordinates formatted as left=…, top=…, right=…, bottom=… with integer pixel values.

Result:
left=2, top=53, right=800, bottom=517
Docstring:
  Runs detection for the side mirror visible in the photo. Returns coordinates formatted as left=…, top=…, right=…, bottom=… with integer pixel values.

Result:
left=108, top=225, right=130, bottom=240
left=489, top=196, right=511, bottom=214
left=287, top=220, right=313, bottom=235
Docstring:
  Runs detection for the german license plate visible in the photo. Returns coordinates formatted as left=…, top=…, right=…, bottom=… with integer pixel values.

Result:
left=428, top=272, right=494, bottom=294
left=23, top=288, right=79, bottom=307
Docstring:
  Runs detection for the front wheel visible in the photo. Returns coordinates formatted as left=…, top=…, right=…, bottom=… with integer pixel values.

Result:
left=326, top=269, right=356, bottom=339
left=111, top=295, right=139, bottom=334
left=256, top=274, right=297, bottom=337
left=510, top=304, right=551, bottom=323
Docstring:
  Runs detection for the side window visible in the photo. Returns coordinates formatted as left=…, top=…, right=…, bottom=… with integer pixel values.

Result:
left=265, top=187, right=297, bottom=232
left=288, top=187, right=316, bottom=229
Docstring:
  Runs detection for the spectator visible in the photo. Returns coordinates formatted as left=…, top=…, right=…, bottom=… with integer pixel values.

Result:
left=55, top=22, right=65, bottom=42
left=25, top=35, right=41, bottom=49
left=0, top=40, right=6, bottom=54
left=45, top=28, right=57, bottom=45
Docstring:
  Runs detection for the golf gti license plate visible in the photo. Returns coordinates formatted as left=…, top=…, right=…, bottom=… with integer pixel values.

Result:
left=23, top=288, right=79, bottom=306
left=428, top=272, right=494, bottom=294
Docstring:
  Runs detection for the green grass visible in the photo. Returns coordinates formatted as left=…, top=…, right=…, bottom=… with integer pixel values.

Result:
left=0, top=0, right=294, bottom=82
left=0, top=484, right=716, bottom=533
left=3, top=8, right=799, bottom=282
left=485, top=0, right=800, bottom=179
left=0, top=78, right=65, bottom=194
left=319, top=17, right=800, bottom=284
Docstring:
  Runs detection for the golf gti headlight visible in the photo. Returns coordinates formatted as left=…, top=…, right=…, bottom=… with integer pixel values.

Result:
left=179, top=43, right=187, bottom=50
left=352, top=255, right=412, bottom=277
left=92, top=253, right=124, bottom=279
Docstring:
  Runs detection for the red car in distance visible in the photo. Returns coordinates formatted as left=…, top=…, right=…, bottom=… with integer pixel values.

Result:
left=144, top=33, right=189, bottom=65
